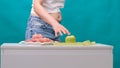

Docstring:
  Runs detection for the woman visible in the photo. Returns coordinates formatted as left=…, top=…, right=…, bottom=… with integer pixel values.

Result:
left=26, top=0, right=70, bottom=41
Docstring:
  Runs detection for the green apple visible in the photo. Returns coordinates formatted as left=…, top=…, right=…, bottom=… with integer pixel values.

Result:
left=65, top=35, right=76, bottom=43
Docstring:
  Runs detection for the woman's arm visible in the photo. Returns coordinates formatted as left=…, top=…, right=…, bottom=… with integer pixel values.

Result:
left=34, top=0, right=58, bottom=26
left=34, top=0, right=70, bottom=36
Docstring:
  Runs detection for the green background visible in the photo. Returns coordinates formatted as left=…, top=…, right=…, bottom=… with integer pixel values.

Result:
left=0, top=0, right=120, bottom=68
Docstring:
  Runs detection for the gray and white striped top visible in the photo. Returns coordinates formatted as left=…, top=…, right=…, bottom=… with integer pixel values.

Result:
left=31, top=0, right=65, bottom=14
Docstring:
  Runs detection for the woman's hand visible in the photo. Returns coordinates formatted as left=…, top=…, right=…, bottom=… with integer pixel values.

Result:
left=49, top=13, right=70, bottom=36
left=52, top=23, right=70, bottom=36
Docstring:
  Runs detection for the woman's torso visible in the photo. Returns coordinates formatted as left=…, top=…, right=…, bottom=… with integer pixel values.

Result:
left=31, top=0, right=65, bottom=21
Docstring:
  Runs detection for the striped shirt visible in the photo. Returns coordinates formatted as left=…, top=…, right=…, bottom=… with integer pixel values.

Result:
left=31, top=0, right=65, bottom=14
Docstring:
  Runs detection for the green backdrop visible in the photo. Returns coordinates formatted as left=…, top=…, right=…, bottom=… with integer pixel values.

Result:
left=0, top=0, right=120, bottom=68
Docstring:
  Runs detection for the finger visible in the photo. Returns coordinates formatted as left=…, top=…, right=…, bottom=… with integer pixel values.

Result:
left=58, top=30, right=63, bottom=36
left=62, top=26, right=70, bottom=35
left=61, top=28, right=66, bottom=34
left=54, top=30, right=58, bottom=37
left=66, top=29, right=70, bottom=35
left=59, top=26, right=65, bottom=34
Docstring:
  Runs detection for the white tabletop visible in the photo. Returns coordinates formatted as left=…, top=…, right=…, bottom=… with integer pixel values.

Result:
left=1, top=43, right=113, bottom=50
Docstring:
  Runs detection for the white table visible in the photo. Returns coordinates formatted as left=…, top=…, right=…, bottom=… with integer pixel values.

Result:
left=1, top=43, right=113, bottom=68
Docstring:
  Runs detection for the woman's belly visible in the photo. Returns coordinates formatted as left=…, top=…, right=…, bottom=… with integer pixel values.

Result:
left=49, top=12, right=62, bottom=22
left=31, top=12, right=62, bottom=22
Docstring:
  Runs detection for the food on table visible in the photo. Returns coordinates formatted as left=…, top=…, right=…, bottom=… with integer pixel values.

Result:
left=54, top=35, right=96, bottom=46
left=32, top=34, right=43, bottom=39
left=65, top=35, right=76, bottom=43
left=25, top=34, right=96, bottom=46
left=82, top=40, right=96, bottom=45
left=25, top=34, right=53, bottom=43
